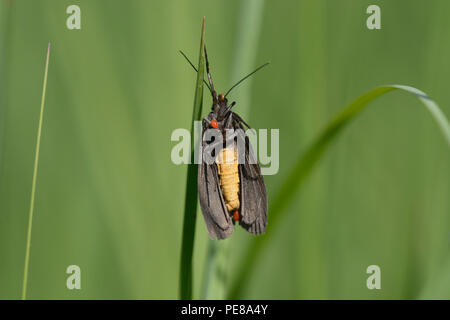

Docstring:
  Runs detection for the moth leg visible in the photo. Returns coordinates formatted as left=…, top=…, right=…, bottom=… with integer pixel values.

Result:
left=202, top=117, right=211, bottom=128
left=224, top=101, right=236, bottom=114
left=224, top=111, right=234, bottom=129
left=233, top=112, right=252, bottom=129
left=223, top=114, right=240, bottom=149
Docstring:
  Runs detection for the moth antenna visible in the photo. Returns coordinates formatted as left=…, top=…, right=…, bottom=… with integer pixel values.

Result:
left=179, top=50, right=212, bottom=91
left=224, top=62, right=270, bottom=98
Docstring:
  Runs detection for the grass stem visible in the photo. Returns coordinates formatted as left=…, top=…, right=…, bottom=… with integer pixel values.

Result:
left=179, top=19, right=205, bottom=300
left=21, top=43, right=51, bottom=300
left=229, top=85, right=450, bottom=298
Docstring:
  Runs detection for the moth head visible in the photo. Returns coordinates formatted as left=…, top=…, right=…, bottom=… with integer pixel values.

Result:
left=212, top=94, right=228, bottom=117
left=219, top=93, right=227, bottom=104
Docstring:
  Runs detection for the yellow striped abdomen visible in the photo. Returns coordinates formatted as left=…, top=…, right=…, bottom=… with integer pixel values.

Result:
left=215, top=148, right=240, bottom=212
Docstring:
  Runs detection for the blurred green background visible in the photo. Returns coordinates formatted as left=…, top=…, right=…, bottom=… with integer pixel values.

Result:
left=0, top=0, right=449, bottom=299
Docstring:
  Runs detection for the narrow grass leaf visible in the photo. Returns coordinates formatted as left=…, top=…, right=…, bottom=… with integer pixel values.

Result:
left=22, top=43, right=51, bottom=300
left=229, top=85, right=450, bottom=298
left=179, top=18, right=205, bottom=300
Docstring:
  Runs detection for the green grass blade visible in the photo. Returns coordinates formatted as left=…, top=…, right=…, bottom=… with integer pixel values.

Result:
left=179, top=18, right=205, bottom=300
left=22, top=43, right=51, bottom=300
left=229, top=85, right=450, bottom=298
left=419, top=255, right=450, bottom=299
left=200, top=240, right=230, bottom=299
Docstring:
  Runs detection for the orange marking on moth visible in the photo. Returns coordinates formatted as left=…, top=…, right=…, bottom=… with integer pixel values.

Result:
left=211, top=120, right=218, bottom=128
left=233, top=210, right=240, bottom=222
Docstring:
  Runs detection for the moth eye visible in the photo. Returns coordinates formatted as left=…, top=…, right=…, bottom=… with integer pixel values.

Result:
left=211, top=120, right=219, bottom=129
left=219, top=93, right=225, bottom=102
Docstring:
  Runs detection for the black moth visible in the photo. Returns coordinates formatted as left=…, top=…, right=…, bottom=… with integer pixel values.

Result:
left=182, top=46, right=268, bottom=239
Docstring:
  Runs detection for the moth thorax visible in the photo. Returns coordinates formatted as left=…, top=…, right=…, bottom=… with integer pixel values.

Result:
left=215, top=147, right=240, bottom=213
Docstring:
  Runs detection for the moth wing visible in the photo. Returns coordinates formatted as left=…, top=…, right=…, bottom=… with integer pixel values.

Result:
left=239, top=162, right=268, bottom=234
left=233, top=118, right=268, bottom=234
left=198, top=123, right=234, bottom=240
